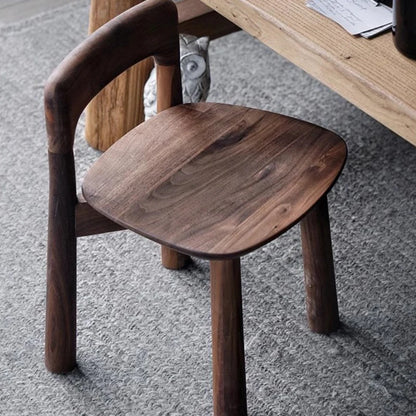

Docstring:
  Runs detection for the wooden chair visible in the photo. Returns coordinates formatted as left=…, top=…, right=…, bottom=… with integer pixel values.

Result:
left=44, top=0, right=347, bottom=414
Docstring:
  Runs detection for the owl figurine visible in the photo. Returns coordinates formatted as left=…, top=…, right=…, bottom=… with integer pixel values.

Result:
left=143, top=34, right=210, bottom=120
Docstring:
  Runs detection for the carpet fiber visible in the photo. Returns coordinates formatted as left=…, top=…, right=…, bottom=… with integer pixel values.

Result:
left=0, top=1, right=415, bottom=415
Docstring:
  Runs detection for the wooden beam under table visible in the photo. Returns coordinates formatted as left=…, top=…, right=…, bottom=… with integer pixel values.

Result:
left=177, top=0, right=240, bottom=39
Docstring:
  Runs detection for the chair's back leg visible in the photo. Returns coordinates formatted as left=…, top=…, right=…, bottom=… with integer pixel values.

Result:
left=300, top=194, right=340, bottom=334
left=156, top=63, right=191, bottom=270
left=45, top=152, right=77, bottom=373
left=210, top=258, right=247, bottom=416
left=161, top=246, right=190, bottom=269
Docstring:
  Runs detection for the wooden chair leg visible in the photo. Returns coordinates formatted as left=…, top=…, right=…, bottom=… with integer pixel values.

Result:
left=161, top=245, right=190, bottom=270
left=210, top=258, right=247, bottom=416
left=45, top=152, right=77, bottom=373
left=300, top=194, right=340, bottom=334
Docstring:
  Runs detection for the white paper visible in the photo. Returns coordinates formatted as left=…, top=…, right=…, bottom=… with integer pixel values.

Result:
left=360, top=22, right=392, bottom=38
left=307, top=0, right=392, bottom=36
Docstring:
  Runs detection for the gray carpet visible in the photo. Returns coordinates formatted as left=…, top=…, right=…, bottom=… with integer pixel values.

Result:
left=1, top=1, right=416, bottom=415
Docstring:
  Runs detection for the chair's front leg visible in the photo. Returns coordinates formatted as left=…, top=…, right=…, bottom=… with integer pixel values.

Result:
left=300, top=194, right=340, bottom=334
left=45, top=151, right=77, bottom=373
left=210, top=258, right=247, bottom=416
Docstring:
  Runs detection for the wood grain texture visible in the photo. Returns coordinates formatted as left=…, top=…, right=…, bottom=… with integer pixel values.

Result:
left=45, top=151, right=77, bottom=373
left=82, top=102, right=346, bottom=259
left=85, top=0, right=153, bottom=151
left=156, top=63, right=192, bottom=268
left=45, top=0, right=180, bottom=154
left=177, top=0, right=240, bottom=39
left=76, top=194, right=125, bottom=237
left=301, top=195, right=340, bottom=334
left=210, top=258, right=247, bottom=416
left=84, top=0, right=239, bottom=151
left=200, top=0, right=416, bottom=147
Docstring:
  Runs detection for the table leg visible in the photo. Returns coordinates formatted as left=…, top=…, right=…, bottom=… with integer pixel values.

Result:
left=85, top=0, right=153, bottom=151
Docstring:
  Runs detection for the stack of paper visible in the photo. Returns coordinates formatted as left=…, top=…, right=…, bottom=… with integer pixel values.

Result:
left=307, top=0, right=392, bottom=38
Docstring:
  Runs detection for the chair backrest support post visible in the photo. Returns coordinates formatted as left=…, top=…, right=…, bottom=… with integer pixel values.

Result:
left=44, top=0, right=181, bottom=155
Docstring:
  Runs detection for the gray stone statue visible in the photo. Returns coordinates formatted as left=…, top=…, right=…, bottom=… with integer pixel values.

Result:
left=143, top=34, right=210, bottom=120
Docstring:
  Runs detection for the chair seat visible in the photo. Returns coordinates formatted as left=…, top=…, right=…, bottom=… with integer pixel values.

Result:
left=82, top=102, right=346, bottom=259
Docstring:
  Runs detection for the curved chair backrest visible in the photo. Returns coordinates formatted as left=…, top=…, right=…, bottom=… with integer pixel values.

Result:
left=44, top=0, right=181, bottom=154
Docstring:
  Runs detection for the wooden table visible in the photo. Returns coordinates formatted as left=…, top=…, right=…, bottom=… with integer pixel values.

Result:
left=200, top=0, right=416, bottom=147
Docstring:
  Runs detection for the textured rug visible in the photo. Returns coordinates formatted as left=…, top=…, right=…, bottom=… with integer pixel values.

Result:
left=1, top=1, right=415, bottom=415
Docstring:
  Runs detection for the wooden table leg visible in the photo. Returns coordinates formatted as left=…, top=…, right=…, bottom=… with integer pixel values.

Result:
left=300, top=194, right=340, bottom=334
left=210, top=258, right=247, bottom=416
left=85, top=0, right=153, bottom=151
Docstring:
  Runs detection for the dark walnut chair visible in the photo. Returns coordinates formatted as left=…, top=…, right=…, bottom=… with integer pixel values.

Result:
left=44, top=0, right=347, bottom=414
